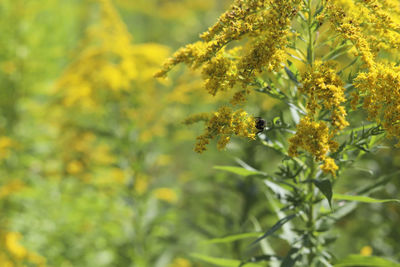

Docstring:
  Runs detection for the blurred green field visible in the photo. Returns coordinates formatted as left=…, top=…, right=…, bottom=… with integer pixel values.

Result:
left=0, top=0, right=399, bottom=266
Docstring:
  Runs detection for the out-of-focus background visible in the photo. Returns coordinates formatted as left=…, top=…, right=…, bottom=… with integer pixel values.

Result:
left=0, top=0, right=399, bottom=266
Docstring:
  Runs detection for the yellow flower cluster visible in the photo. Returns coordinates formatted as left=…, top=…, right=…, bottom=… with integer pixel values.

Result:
left=289, top=62, right=348, bottom=175
left=56, top=0, right=168, bottom=110
left=300, top=61, right=349, bottom=131
left=289, top=117, right=331, bottom=161
left=193, top=106, right=256, bottom=153
left=289, top=117, right=339, bottom=175
left=320, top=157, right=339, bottom=176
left=156, top=0, right=302, bottom=104
left=355, top=63, right=400, bottom=143
left=324, top=0, right=400, bottom=145
left=324, top=1, right=375, bottom=68
left=55, top=0, right=137, bottom=108
left=201, top=49, right=237, bottom=96
left=183, top=113, right=210, bottom=125
left=324, top=0, right=400, bottom=61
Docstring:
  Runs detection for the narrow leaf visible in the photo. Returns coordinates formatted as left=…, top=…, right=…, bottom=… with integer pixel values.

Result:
left=250, top=214, right=296, bottom=246
left=331, top=202, right=357, bottom=220
left=284, top=67, right=299, bottom=84
left=356, top=170, right=400, bottom=195
left=191, top=253, right=261, bottom=267
left=322, top=44, right=351, bottom=61
left=290, top=105, right=300, bottom=124
left=264, top=180, right=289, bottom=198
left=250, top=217, right=278, bottom=267
left=333, top=194, right=400, bottom=204
left=214, top=166, right=264, bottom=177
left=264, top=192, right=296, bottom=244
left=203, top=232, right=262, bottom=244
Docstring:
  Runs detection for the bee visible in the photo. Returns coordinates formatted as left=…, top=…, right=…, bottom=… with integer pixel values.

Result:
left=255, top=117, right=266, bottom=135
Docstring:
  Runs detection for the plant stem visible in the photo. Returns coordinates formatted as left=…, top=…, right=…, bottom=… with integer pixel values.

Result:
left=305, top=1, right=317, bottom=265
left=306, top=159, right=317, bottom=265
left=307, top=0, right=314, bottom=66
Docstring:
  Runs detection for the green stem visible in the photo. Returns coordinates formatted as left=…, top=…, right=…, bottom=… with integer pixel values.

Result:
left=305, top=1, right=317, bottom=265
left=307, top=0, right=314, bottom=66
left=306, top=159, right=316, bottom=265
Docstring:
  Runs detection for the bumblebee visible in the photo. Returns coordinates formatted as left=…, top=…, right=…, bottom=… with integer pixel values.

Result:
left=255, top=117, right=266, bottom=134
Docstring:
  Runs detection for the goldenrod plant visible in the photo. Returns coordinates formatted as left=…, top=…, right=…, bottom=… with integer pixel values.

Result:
left=158, top=0, right=400, bottom=265
left=1, top=0, right=400, bottom=266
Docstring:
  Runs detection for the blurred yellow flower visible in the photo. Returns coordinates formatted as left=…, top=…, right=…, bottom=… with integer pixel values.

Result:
left=111, top=168, right=126, bottom=184
left=155, top=154, right=172, bottom=166
left=92, top=144, right=116, bottom=165
left=170, top=257, right=192, bottom=267
left=0, top=136, right=14, bottom=160
left=360, top=245, right=373, bottom=256
left=66, top=160, right=84, bottom=174
left=5, top=232, right=27, bottom=258
left=0, top=180, right=25, bottom=199
left=154, top=188, right=178, bottom=203
left=134, top=174, right=149, bottom=195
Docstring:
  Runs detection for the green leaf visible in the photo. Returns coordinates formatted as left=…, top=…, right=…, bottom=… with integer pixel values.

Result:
left=213, top=166, right=264, bottom=177
left=264, top=191, right=296, bottom=244
left=203, top=232, right=262, bottom=244
left=322, top=43, right=352, bottom=61
left=335, top=255, right=400, bottom=267
left=314, top=179, right=333, bottom=208
left=250, top=214, right=297, bottom=246
left=284, top=66, right=299, bottom=84
left=264, top=180, right=290, bottom=198
left=314, top=4, right=325, bottom=17
left=190, top=253, right=262, bottom=267
left=331, top=202, right=357, bottom=220
left=333, top=194, right=400, bottom=204
left=289, top=104, right=300, bottom=124
left=356, top=170, right=400, bottom=195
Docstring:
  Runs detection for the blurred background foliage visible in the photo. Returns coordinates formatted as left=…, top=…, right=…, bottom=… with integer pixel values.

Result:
left=0, top=0, right=399, bottom=266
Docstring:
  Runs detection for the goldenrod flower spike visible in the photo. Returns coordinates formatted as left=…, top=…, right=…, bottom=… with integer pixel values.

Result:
left=289, top=61, right=348, bottom=174
left=321, top=157, right=339, bottom=176
left=325, top=1, right=400, bottom=146
left=300, top=61, right=349, bottom=130
left=156, top=0, right=302, bottom=104
left=193, top=107, right=256, bottom=153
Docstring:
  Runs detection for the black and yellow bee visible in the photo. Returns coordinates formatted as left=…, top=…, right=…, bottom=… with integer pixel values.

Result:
left=255, top=117, right=266, bottom=135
